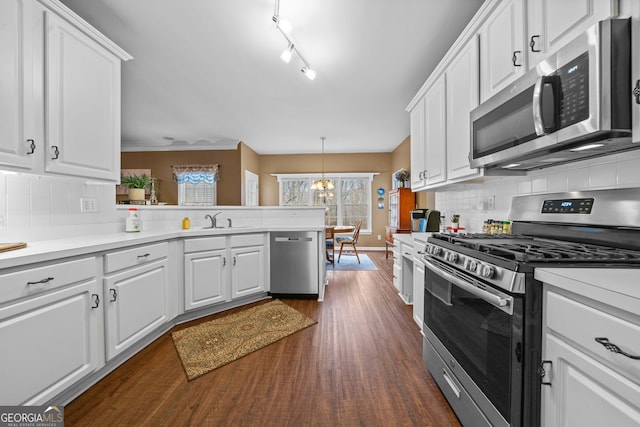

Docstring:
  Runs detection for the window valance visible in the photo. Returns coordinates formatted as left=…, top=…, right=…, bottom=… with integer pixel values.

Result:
left=172, top=164, right=219, bottom=184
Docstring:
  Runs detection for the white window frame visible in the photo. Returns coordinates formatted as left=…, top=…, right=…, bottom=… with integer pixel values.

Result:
left=274, top=173, right=377, bottom=234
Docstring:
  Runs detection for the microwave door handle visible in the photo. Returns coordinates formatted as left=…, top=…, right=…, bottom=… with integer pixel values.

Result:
left=533, top=75, right=560, bottom=135
left=424, top=258, right=513, bottom=312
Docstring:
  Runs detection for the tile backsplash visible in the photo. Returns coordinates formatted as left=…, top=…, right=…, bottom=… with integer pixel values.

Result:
left=435, top=149, right=640, bottom=233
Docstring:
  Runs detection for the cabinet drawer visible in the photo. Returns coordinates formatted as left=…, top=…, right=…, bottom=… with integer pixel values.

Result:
left=546, top=290, right=640, bottom=384
left=184, top=236, right=226, bottom=253
left=0, top=257, right=96, bottom=305
left=104, top=242, right=168, bottom=273
left=231, top=233, right=264, bottom=248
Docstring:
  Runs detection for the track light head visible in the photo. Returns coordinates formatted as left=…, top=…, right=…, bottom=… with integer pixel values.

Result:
left=302, top=67, right=317, bottom=80
left=280, top=44, right=293, bottom=63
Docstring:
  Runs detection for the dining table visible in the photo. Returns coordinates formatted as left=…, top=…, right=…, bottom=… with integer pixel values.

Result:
left=325, top=225, right=355, bottom=264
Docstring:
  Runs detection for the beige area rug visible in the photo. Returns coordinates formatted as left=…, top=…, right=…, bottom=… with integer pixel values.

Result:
left=171, top=299, right=317, bottom=381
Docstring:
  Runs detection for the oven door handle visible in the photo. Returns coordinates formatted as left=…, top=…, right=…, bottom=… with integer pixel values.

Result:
left=424, top=258, right=513, bottom=311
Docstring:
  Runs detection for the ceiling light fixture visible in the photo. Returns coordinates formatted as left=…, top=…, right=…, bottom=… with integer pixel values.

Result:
left=272, top=0, right=316, bottom=80
left=311, top=137, right=334, bottom=201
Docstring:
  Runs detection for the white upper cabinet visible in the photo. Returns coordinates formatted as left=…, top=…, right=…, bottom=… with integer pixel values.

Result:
left=446, top=36, right=480, bottom=181
left=527, top=0, right=619, bottom=67
left=409, top=97, right=427, bottom=191
left=424, top=75, right=447, bottom=186
left=0, top=0, right=37, bottom=171
left=0, top=0, right=131, bottom=181
left=479, top=0, right=526, bottom=102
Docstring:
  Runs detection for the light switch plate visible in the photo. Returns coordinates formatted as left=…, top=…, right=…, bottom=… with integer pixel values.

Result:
left=81, top=197, right=97, bottom=213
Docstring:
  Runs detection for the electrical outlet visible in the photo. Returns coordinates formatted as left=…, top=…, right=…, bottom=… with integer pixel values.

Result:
left=377, top=234, right=382, bottom=240
left=487, top=195, right=496, bottom=210
left=81, top=197, right=97, bottom=213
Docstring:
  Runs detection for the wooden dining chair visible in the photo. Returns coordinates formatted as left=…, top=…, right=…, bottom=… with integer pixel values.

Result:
left=325, top=227, right=335, bottom=265
left=337, top=220, right=362, bottom=263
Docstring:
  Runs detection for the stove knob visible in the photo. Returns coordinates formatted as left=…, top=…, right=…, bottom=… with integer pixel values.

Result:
left=431, top=246, right=442, bottom=256
left=445, top=252, right=458, bottom=263
left=480, top=264, right=495, bottom=279
left=464, top=259, right=477, bottom=272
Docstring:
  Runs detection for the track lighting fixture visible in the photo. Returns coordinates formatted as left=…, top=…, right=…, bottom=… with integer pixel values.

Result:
left=272, top=0, right=316, bottom=80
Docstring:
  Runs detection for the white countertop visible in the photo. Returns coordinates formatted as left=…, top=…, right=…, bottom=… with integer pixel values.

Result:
left=535, top=267, right=640, bottom=314
left=0, top=225, right=324, bottom=270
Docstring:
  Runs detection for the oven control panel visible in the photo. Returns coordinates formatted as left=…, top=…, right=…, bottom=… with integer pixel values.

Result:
left=424, top=243, right=526, bottom=294
left=541, top=197, right=594, bottom=214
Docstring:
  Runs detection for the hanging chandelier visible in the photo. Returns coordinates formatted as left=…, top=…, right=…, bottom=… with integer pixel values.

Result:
left=311, top=137, right=334, bottom=200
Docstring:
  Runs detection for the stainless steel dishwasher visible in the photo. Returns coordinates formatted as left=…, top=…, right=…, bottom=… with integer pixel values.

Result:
left=270, top=231, right=318, bottom=296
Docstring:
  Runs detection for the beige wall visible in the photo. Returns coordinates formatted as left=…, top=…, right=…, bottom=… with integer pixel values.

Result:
left=121, top=149, right=241, bottom=205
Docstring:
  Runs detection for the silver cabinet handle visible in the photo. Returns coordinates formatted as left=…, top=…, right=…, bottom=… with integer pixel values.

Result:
left=26, top=139, right=36, bottom=154
left=109, top=288, right=118, bottom=302
left=442, top=369, right=461, bottom=399
left=91, top=294, right=100, bottom=309
left=51, top=145, right=60, bottom=160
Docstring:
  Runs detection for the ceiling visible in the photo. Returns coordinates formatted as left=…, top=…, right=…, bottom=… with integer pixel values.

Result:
left=59, top=0, right=484, bottom=154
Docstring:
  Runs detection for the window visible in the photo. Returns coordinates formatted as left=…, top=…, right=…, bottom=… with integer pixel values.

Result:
left=173, top=164, right=219, bottom=206
left=178, top=180, right=217, bottom=205
left=276, top=173, right=375, bottom=232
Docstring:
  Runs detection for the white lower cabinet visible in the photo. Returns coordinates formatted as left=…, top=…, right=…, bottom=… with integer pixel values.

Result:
left=184, top=234, right=267, bottom=311
left=412, top=257, right=425, bottom=330
left=0, top=258, right=101, bottom=405
left=103, top=243, right=169, bottom=360
left=542, top=286, right=640, bottom=426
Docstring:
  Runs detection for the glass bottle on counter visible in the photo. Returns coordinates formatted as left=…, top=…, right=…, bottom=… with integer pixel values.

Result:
left=503, top=221, right=511, bottom=234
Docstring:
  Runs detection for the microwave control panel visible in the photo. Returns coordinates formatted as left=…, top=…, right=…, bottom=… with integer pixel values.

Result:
left=557, top=52, right=589, bottom=129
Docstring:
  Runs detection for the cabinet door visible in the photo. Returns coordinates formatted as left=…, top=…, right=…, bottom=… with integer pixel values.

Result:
left=424, top=75, right=447, bottom=186
left=104, top=259, right=168, bottom=360
left=527, top=0, right=617, bottom=66
left=412, top=260, right=425, bottom=330
left=44, top=10, right=121, bottom=181
left=542, top=334, right=640, bottom=426
left=446, top=35, right=480, bottom=181
left=479, top=0, right=526, bottom=102
left=0, top=281, right=101, bottom=405
left=231, top=245, right=265, bottom=299
left=184, top=249, right=227, bottom=311
left=0, top=0, right=37, bottom=171
left=389, top=190, right=399, bottom=228
left=409, top=97, right=427, bottom=190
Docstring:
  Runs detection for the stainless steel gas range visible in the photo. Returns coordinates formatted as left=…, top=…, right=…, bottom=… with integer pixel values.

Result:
left=421, top=188, right=640, bottom=427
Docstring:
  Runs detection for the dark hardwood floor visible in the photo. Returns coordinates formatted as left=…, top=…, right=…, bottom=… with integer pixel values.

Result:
left=65, top=251, right=460, bottom=426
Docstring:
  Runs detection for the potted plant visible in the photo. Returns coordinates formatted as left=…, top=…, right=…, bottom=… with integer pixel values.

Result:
left=450, top=214, right=460, bottom=229
left=120, top=174, right=152, bottom=201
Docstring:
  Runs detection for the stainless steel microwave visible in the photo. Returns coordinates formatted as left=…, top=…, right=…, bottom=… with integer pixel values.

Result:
left=470, top=19, right=633, bottom=171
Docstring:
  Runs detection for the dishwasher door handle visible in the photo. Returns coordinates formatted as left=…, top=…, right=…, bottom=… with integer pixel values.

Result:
left=274, top=237, right=313, bottom=242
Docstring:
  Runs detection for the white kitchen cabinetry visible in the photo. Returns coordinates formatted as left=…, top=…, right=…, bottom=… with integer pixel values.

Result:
left=410, top=97, right=427, bottom=190
left=424, top=75, right=447, bottom=187
left=184, top=237, right=228, bottom=311
left=0, top=0, right=37, bottom=171
left=230, top=234, right=266, bottom=299
left=541, top=283, right=640, bottom=426
left=446, top=36, right=481, bottom=181
left=412, top=235, right=428, bottom=331
left=526, top=0, right=618, bottom=67
left=480, top=0, right=617, bottom=102
left=0, top=0, right=131, bottom=181
left=392, top=235, right=414, bottom=304
left=479, top=0, right=526, bottom=102
left=0, top=257, right=102, bottom=405
left=103, top=243, right=169, bottom=360
left=183, top=233, right=267, bottom=310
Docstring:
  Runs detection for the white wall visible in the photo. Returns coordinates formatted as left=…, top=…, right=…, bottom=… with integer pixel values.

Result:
left=434, top=150, right=640, bottom=233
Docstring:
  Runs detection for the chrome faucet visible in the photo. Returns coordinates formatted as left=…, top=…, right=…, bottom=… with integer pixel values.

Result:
left=204, top=211, right=224, bottom=228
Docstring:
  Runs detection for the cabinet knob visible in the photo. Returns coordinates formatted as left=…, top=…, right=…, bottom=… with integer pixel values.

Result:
left=26, top=139, right=36, bottom=155
left=91, top=294, right=100, bottom=309
left=512, top=51, right=522, bottom=67
left=529, top=35, right=541, bottom=52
